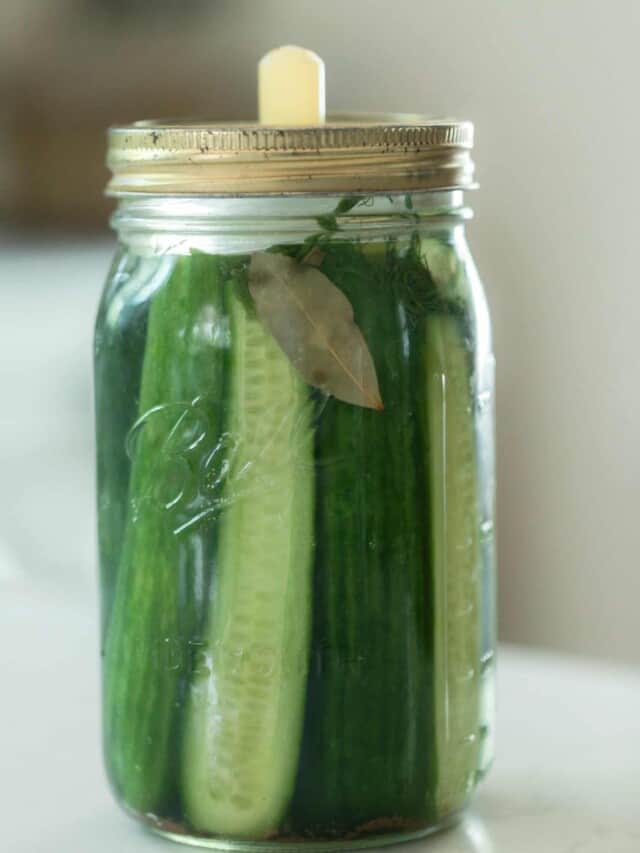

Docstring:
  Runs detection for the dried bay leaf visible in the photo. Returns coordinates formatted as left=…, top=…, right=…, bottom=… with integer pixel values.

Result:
left=301, top=245, right=325, bottom=267
left=248, top=252, right=383, bottom=411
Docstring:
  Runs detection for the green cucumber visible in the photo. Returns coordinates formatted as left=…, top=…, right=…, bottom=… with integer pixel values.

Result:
left=182, top=283, right=314, bottom=838
left=292, top=240, right=435, bottom=834
left=424, top=312, right=481, bottom=815
left=103, top=253, right=229, bottom=815
left=94, top=251, right=162, bottom=639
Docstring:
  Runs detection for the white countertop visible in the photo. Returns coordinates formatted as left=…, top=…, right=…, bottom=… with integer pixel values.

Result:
left=3, top=580, right=639, bottom=853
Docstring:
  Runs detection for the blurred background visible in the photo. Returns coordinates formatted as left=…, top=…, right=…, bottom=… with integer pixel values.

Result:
left=1, top=0, right=638, bottom=664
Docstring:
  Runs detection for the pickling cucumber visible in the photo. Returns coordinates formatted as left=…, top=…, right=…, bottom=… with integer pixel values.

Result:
left=425, top=312, right=481, bottom=815
left=291, top=240, right=435, bottom=834
left=94, top=251, right=162, bottom=638
left=103, top=253, right=230, bottom=816
left=182, top=283, right=314, bottom=837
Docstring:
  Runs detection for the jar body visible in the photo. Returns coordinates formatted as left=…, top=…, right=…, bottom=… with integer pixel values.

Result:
left=95, top=192, right=496, bottom=848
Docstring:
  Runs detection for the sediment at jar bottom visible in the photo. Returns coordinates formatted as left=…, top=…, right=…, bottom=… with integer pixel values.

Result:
left=134, top=803, right=466, bottom=848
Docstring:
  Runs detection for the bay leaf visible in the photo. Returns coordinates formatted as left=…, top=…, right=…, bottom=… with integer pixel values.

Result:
left=301, top=245, right=325, bottom=267
left=248, top=252, right=383, bottom=411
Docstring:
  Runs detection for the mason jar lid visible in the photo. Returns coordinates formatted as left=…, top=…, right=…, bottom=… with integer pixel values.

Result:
left=106, top=114, right=475, bottom=196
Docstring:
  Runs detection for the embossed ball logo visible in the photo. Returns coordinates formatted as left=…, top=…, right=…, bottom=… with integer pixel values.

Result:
left=125, top=394, right=317, bottom=535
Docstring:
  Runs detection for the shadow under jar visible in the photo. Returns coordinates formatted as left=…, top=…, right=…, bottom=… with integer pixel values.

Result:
left=95, top=118, right=496, bottom=850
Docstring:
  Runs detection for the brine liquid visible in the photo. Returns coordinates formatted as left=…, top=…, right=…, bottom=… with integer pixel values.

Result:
left=95, top=233, right=495, bottom=848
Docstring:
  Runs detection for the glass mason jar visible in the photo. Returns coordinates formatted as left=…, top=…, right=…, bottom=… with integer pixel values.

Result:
left=95, top=119, right=496, bottom=849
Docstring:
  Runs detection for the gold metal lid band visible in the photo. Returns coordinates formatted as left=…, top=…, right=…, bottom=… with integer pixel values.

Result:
left=106, top=115, right=475, bottom=196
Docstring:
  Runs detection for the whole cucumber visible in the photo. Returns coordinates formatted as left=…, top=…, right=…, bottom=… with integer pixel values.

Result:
left=102, top=253, right=230, bottom=816
left=292, top=239, right=436, bottom=834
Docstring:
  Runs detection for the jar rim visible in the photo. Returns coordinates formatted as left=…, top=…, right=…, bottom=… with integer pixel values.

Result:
left=106, top=113, right=476, bottom=197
